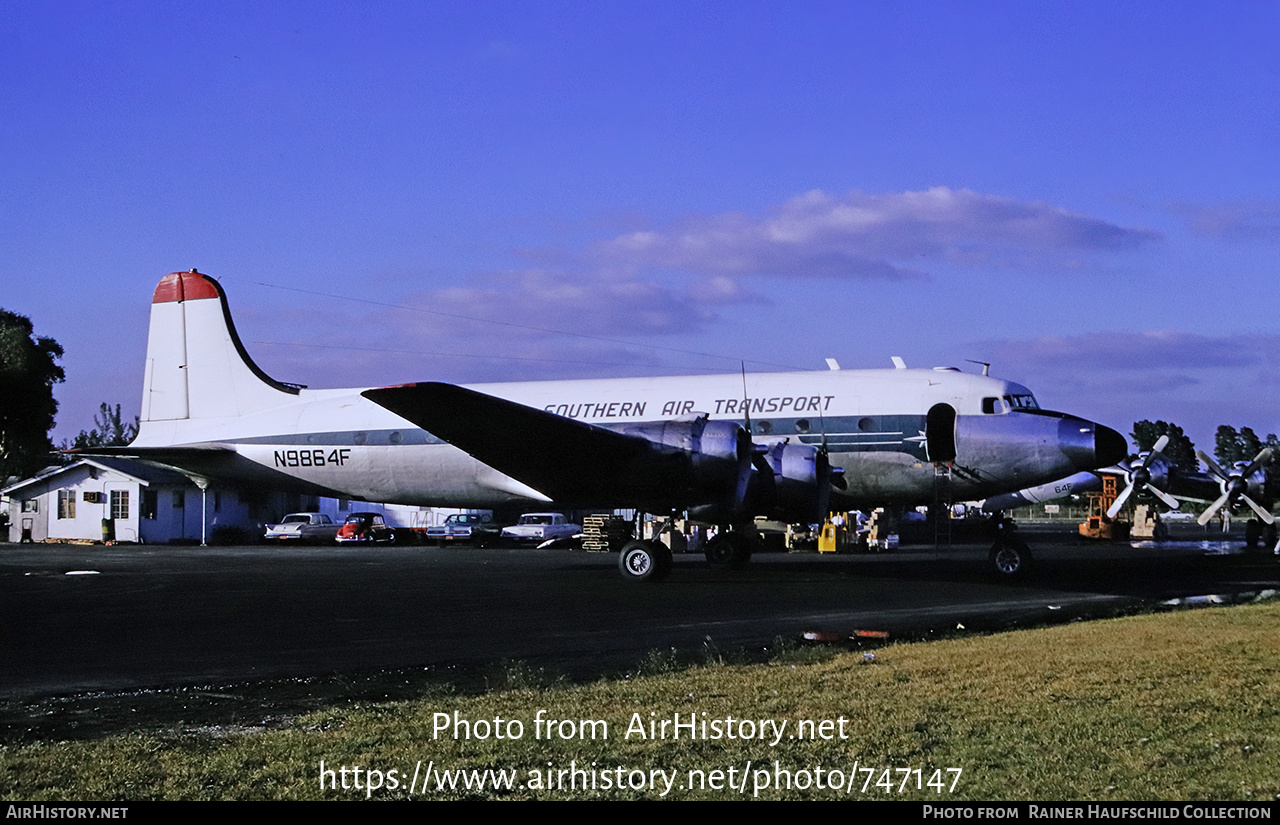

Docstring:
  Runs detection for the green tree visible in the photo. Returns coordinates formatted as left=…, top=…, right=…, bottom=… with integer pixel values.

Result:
left=1214, top=425, right=1274, bottom=468
left=1130, top=420, right=1197, bottom=474
left=64, top=403, right=139, bottom=449
left=1214, top=425, right=1243, bottom=466
left=1239, top=426, right=1263, bottom=460
left=0, top=309, right=65, bottom=481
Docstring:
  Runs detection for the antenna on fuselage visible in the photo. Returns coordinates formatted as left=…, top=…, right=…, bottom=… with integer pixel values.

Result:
left=966, top=359, right=991, bottom=376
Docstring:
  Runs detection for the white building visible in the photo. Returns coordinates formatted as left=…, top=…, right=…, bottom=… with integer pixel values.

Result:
left=2, top=458, right=289, bottom=544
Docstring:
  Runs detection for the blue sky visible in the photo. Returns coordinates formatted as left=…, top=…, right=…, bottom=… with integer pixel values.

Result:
left=3, top=1, right=1278, bottom=452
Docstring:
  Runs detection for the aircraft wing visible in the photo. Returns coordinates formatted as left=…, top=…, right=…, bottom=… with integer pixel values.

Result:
left=363, top=382, right=728, bottom=508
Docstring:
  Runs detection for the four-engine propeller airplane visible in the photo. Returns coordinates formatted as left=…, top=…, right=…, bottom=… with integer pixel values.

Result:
left=90, top=269, right=1130, bottom=580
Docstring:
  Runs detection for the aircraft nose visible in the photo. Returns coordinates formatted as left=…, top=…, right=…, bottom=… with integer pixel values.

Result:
left=1059, top=417, right=1129, bottom=470
left=1095, top=423, right=1128, bottom=467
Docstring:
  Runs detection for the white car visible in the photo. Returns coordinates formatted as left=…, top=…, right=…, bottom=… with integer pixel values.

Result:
left=501, top=513, right=581, bottom=544
left=264, top=513, right=337, bottom=544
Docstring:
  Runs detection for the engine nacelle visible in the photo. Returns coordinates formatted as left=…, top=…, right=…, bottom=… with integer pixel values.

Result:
left=756, top=441, right=831, bottom=524
left=612, top=419, right=832, bottom=524
left=684, top=438, right=830, bottom=525
left=616, top=418, right=741, bottom=461
left=614, top=418, right=749, bottom=511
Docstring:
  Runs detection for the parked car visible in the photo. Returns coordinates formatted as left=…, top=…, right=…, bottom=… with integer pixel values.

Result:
left=501, top=513, right=581, bottom=544
left=425, top=512, right=500, bottom=546
left=264, top=513, right=337, bottom=544
left=336, top=512, right=396, bottom=544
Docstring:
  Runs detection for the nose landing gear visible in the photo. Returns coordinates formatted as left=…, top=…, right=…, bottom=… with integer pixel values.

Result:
left=989, top=514, right=1032, bottom=577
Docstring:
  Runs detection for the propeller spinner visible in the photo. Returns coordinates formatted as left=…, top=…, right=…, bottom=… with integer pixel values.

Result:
left=1106, top=435, right=1181, bottom=519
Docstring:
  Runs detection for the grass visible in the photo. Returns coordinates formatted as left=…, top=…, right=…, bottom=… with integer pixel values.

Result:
left=3, top=599, right=1278, bottom=801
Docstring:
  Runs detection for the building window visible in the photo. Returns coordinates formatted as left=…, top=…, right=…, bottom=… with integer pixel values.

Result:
left=57, top=490, right=76, bottom=519
left=22, top=499, right=38, bottom=513
left=142, top=489, right=157, bottom=520
left=214, top=490, right=222, bottom=513
left=110, top=490, right=129, bottom=520
left=173, top=490, right=185, bottom=509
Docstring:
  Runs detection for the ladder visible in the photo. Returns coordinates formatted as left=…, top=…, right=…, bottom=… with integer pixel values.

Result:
left=933, top=462, right=954, bottom=550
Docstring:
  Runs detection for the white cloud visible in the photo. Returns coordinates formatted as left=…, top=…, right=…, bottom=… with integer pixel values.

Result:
left=1171, top=200, right=1280, bottom=240
left=583, top=187, right=1160, bottom=279
left=395, top=267, right=756, bottom=339
left=978, top=330, right=1277, bottom=371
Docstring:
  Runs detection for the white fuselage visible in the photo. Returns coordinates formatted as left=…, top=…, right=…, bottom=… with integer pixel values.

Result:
left=137, top=365, right=1068, bottom=507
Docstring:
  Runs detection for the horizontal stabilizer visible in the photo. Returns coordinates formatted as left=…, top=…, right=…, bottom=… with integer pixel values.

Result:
left=65, top=444, right=238, bottom=480
left=67, top=444, right=235, bottom=460
left=362, top=382, right=711, bottom=508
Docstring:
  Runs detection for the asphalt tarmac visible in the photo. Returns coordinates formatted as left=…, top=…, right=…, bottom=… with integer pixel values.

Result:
left=2, top=525, right=1278, bottom=699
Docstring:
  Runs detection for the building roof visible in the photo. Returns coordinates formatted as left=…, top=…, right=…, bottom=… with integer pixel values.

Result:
left=2, top=457, right=198, bottom=497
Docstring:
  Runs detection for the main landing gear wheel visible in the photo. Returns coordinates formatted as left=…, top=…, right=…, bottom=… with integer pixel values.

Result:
left=618, top=540, right=672, bottom=582
left=989, top=539, right=1032, bottom=577
left=704, top=531, right=753, bottom=569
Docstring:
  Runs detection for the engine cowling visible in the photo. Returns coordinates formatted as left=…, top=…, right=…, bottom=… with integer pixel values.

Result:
left=615, top=418, right=750, bottom=513
left=754, top=441, right=831, bottom=524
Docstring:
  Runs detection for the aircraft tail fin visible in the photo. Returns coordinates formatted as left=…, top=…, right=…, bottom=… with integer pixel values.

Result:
left=140, top=270, right=300, bottom=424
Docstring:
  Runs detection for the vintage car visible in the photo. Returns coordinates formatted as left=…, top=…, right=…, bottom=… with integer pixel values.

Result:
left=500, top=512, right=581, bottom=544
left=335, top=512, right=396, bottom=544
left=424, top=512, right=500, bottom=546
left=264, top=513, right=337, bottom=544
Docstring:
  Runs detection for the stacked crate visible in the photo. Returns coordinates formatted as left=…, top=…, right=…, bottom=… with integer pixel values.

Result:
left=581, top=514, right=633, bottom=552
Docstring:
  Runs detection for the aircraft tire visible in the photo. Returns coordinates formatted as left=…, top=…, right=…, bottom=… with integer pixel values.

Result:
left=989, top=539, right=1032, bottom=577
left=619, top=540, right=671, bottom=582
left=704, top=531, right=753, bottom=569
left=1245, top=519, right=1262, bottom=550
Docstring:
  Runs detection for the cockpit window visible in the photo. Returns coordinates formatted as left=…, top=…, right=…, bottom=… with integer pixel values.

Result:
left=1004, top=394, right=1039, bottom=410
left=982, top=397, right=1000, bottom=414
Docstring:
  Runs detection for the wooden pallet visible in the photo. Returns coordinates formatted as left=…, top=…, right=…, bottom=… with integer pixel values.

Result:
left=581, top=514, right=632, bottom=552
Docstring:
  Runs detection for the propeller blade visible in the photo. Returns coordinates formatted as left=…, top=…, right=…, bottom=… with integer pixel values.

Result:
left=1198, top=450, right=1227, bottom=481
left=1145, top=485, right=1181, bottom=510
left=1198, top=491, right=1232, bottom=526
left=732, top=427, right=755, bottom=515
left=1106, top=483, right=1134, bottom=519
left=1240, top=448, right=1273, bottom=480
left=1141, top=435, right=1169, bottom=469
left=1240, top=495, right=1276, bottom=525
